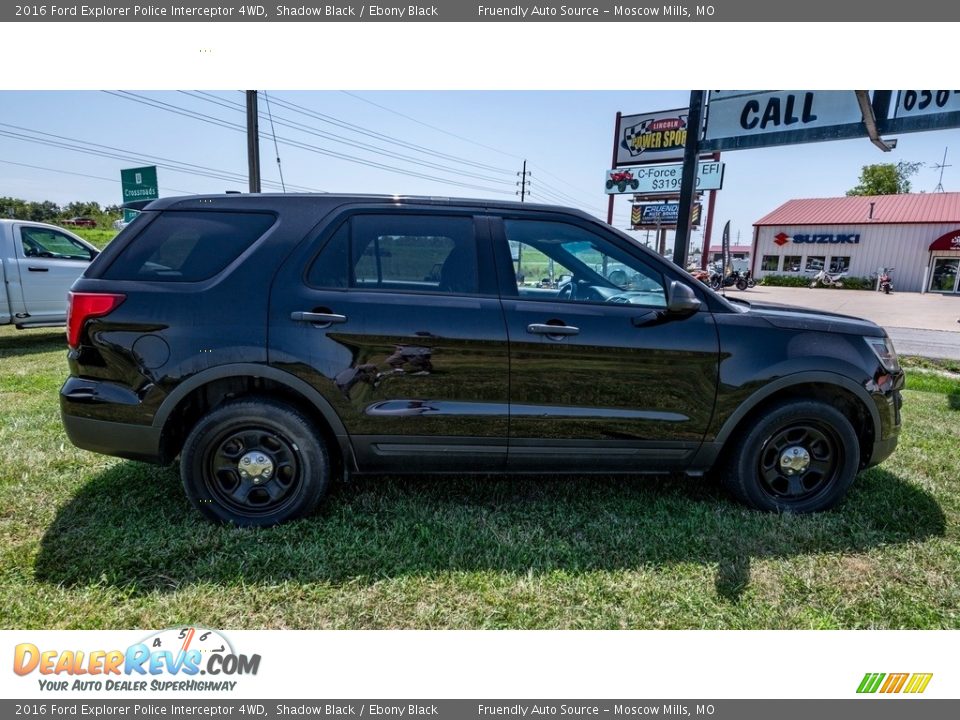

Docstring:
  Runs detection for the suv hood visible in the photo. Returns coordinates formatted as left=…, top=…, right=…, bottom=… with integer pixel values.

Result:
left=743, top=301, right=886, bottom=338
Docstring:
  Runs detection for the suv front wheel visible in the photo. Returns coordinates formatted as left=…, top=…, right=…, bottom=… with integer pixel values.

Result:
left=721, top=399, right=861, bottom=513
left=180, top=398, right=331, bottom=526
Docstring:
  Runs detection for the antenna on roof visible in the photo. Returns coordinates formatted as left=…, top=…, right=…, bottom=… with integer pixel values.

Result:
left=931, top=147, right=951, bottom=193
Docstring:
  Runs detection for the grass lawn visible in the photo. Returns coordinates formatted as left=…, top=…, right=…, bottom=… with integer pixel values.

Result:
left=0, top=326, right=958, bottom=629
left=70, top=227, right=118, bottom=249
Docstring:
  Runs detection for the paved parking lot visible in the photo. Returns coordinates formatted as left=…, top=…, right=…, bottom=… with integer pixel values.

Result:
left=725, top=285, right=960, bottom=359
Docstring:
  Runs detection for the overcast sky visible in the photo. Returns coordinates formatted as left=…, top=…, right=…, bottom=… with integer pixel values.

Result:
left=1, top=90, right=958, bottom=253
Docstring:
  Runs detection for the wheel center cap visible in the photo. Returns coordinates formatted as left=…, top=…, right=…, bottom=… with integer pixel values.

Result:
left=779, top=446, right=811, bottom=475
left=238, top=451, right=274, bottom=484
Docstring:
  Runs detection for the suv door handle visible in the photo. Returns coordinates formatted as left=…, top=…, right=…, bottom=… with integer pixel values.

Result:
left=27, top=266, right=49, bottom=272
left=527, top=323, right=579, bottom=336
left=290, top=311, right=348, bottom=325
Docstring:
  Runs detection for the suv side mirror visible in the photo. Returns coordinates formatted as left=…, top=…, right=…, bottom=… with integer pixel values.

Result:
left=666, top=280, right=701, bottom=315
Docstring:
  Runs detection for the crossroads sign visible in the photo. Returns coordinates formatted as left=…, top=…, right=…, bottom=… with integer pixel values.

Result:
left=121, top=165, right=158, bottom=222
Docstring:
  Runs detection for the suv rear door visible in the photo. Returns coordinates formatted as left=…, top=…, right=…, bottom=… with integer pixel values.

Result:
left=491, top=214, right=720, bottom=471
left=269, top=207, right=510, bottom=472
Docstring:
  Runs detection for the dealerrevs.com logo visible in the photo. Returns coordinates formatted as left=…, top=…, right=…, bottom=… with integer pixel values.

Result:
left=13, top=627, right=260, bottom=692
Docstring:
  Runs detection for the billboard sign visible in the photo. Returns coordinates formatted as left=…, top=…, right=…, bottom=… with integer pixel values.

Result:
left=893, top=90, right=960, bottom=118
left=616, top=108, right=689, bottom=166
left=606, top=161, right=724, bottom=194
left=631, top=202, right=701, bottom=229
left=702, top=91, right=865, bottom=151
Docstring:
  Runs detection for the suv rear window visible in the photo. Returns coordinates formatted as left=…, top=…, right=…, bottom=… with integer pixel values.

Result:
left=102, top=211, right=275, bottom=282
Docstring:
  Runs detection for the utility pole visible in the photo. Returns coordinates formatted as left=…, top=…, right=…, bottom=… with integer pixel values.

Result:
left=673, top=90, right=705, bottom=266
left=245, top=90, right=261, bottom=193
left=516, top=160, right=531, bottom=202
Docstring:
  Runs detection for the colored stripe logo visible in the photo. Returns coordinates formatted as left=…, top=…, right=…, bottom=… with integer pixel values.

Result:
left=857, top=672, right=933, bottom=694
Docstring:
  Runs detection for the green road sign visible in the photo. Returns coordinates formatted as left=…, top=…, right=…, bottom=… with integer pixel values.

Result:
left=121, top=165, right=158, bottom=204
left=121, top=165, right=158, bottom=225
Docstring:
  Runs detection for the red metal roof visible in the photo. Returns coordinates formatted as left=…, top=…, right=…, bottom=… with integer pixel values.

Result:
left=754, top=192, right=960, bottom=226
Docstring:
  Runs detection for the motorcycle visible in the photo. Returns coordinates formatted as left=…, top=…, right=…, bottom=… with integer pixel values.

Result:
left=710, top=271, right=750, bottom=291
left=877, top=267, right=894, bottom=294
left=809, top=269, right=846, bottom=288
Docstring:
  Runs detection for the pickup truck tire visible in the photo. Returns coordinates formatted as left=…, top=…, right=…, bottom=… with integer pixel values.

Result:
left=180, top=398, right=330, bottom=527
left=721, top=399, right=860, bottom=513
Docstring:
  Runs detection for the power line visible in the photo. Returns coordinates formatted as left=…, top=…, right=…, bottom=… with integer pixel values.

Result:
left=534, top=176, right=599, bottom=209
left=0, top=158, right=197, bottom=195
left=528, top=162, right=598, bottom=201
left=339, top=92, right=600, bottom=202
left=262, top=91, right=286, bottom=192
left=0, top=121, right=268, bottom=186
left=180, top=91, right=515, bottom=185
left=256, top=93, right=515, bottom=178
left=340, top=90, right=523, bottom=164
left=108, top=92, right=516, bottom=196
left=0, top=125, right=313, bottom=193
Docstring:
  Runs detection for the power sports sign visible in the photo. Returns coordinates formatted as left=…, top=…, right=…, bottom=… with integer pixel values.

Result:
left=615, top=108, right=689, bottom=166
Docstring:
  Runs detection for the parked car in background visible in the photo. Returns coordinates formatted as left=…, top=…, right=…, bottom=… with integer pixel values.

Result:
left=62, top=217, right=97, bottom=228
left=0, top=219, right=99, bottom=328
left=60, top=194, right=903, bottom=526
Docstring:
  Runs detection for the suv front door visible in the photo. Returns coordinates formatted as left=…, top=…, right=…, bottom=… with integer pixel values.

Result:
left=492, top=215, right=719, bottom=471
left=269, top=209, right=509, bottom=472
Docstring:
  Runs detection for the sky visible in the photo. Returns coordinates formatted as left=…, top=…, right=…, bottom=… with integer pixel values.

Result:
left=1, top=90, right=959, bottom=255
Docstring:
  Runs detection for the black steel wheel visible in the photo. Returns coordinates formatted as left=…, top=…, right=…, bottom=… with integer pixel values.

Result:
left=181, top=398, right=330, bottom=526
left=721, top=400, right=861, bottom=513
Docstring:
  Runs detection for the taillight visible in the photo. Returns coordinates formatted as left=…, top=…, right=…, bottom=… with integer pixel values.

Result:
left=67, top=292, right=126, bottom=349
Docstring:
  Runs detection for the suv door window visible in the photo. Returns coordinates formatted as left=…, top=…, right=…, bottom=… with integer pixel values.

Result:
left=20, top=227, right=94, bottom=260
left=503, top=219, right=666, bottom=308
left=307, top=214, right=479, bottom=295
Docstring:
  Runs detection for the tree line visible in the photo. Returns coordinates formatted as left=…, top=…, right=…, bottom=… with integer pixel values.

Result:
left=0, top=197, right=122, bottom=226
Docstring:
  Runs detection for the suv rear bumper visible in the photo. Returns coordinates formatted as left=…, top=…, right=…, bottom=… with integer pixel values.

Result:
left=61, top=412, right=163, bottom=463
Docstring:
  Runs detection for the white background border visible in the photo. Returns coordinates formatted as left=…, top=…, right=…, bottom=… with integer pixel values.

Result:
left=1, top=18, right=955, bottom=702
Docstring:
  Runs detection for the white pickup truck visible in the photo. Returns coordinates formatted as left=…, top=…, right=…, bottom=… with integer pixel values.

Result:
left=0, top=218, right=100, bottom=328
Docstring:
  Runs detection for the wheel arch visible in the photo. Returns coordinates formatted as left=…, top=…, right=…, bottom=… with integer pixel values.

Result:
left=153, top=363, right=354, bottom=471
left=712, top=371, right=880, bottom=467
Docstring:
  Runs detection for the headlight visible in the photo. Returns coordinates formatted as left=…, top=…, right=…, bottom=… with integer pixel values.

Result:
left=865, top=336, right=900, bottom=372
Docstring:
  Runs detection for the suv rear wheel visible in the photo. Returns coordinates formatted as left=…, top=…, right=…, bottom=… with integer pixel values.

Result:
left=180, top=398, right=330, bottom=526
left=721, top=399, right=860, bottom=513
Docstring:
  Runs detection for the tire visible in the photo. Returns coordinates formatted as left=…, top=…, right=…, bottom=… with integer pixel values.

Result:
left=719, top=399, right=860, bottom=513
left=605, top=180, right=614, bottom=190
left=618, top=182, right=627, bottom=192
left=736, top=278, right=748, bottom=291
left=180, top=398, right=331, bottom=526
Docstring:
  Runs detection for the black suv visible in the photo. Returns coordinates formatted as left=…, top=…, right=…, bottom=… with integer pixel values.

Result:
left=61, top=195, right=904, bottom=526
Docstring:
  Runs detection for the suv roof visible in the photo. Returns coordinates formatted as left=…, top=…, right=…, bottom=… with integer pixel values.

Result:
left=133, top=193, right=597, bottom=218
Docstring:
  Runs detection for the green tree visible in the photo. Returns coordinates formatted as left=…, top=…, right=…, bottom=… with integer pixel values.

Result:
left=846, top=161, right=923, bottom=196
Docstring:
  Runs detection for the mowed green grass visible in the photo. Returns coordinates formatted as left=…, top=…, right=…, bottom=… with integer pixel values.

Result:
left=0, top=326, right=958, bottom=629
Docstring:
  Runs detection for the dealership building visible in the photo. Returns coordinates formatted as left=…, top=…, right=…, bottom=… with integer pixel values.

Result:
left=751, top=192, right=960, bottom=294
